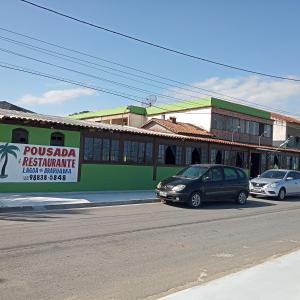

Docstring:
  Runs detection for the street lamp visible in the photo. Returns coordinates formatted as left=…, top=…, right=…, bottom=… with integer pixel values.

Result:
left=231, top=126, right=241, bottom=142
left=258, top=131, right=267, bottom=146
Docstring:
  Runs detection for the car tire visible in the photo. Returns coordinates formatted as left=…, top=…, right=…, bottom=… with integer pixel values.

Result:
left=277, top=188, right=286, bottom=201
left=188, top=192, right=202, bottom=208
left=236, top=190, right=248, bottom=205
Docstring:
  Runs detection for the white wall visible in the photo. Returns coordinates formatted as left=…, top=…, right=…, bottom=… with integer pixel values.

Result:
left=273, top=119, right=287, bottom=146
left=148, top=107, right=212, bottom=131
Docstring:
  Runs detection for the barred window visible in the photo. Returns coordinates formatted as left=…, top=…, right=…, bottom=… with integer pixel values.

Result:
left=145, top=143, right=153, bottom=163
left=124, top=141, right=153, bottom=163
left=185, top=147, right=192, bottom=165
left=176, top=146, right=182, bottom=165
left=110, top=140, right=119, bottom=162
left=83, top=137, right=119, bottom=162
left=158, top=145, right=165, bottom=164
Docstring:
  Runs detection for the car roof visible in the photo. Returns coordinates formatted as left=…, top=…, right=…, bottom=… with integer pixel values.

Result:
left=189, top=164, right=242, bottom=169
left=265, top=169, right=299, bottom=172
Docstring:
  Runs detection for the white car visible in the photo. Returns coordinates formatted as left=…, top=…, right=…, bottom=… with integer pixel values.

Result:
left=250, top=169, right=300, bottom=200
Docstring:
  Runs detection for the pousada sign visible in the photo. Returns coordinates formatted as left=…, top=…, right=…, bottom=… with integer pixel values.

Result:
left=0, top=142, right=79, bottom=183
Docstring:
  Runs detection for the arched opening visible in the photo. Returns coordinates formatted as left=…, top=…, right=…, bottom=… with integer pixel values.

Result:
left=12, top=128, right=28, bottom=144
left=236, top=152, right=243, bottom=168
left=216, top=150, right=222, bottom=164
left=274, top=155, right=279, bottom=168
left=165, top=146, right=175, bottom=165
left=289, top=157, right=293, bottom=169
left=50, top=132, right=65, bottom=146
left=191, top=148, right=201, bottom=164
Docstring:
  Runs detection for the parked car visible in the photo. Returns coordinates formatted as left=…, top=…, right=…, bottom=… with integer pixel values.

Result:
left=156, top=164, right=249, bottom=208
left=250, top=169, right=300, bottom=200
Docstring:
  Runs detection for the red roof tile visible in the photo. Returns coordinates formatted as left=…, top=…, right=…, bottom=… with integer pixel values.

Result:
left=271, top=112, right=300, bottom=125
left=142, top=118, right=213, bottom=137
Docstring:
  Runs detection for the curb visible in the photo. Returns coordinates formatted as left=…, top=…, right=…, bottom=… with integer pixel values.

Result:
left=0, top=198, right=160, bottom=213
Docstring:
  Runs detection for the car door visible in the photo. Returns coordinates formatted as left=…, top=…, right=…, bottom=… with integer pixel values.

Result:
left=223, top=167, right=241, bottom=199
left=285, top=171, right=299, bottom=195
left=203, top=167, right=224, bottom=201
left=294, top=172, right=300, bottom=195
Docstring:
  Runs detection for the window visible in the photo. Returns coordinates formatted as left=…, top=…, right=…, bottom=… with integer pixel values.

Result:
left=124, top=141, right=153, bottom=164
left=259, top=123, right=265, bottom=136
left=287, top=171, right=298, bottom=180
left=50, top=132, right=64, bottom=146
left=12, top=128, right=28, bottom=144
left=176, top=146, right=183, bottom=165
left=158, top=145, right=165, bottom=164
left=145, top=143, right=153, bottom=163
left=208, top=167, right=223, bottom=181
left=186, top=147, right=201, bottom=165
left=224, top=150, right=230, bottom=165
left=232, top=118, right=240, bottom=130
left=264, top=124, right=272, bottom=138
left=83, top=137, right=119, bottom=162
left=226, top=117, right=233, bottom=131
left=158, top=144, right=182, bottom=165
left=240, top=119, right=246, bottom=134
left=110, top=140, right=119, bottom=162
left=185, top=147, right=192, bottom=165
left=224, top=167, right=238, bottom=180
left=245, top=121, right=250, bottom=134
left=236, top=168, right=247, bottom=179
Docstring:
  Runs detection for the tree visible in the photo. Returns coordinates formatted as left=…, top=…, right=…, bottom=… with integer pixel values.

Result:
left=0, top=143, right=19, bottom=179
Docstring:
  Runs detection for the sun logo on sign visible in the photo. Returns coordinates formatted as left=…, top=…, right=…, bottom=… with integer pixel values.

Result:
left=0, top=143, right=20, bottom=179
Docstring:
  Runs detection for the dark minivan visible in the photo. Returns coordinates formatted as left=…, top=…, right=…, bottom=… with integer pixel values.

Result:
left=156, top=164, right=249, bottom=208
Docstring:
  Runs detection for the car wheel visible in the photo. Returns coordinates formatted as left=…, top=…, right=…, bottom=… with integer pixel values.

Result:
left=236, top=191, right=248, bottom=205
left=277, top=188, right=286, bottom=201
left=188, top=192, right=202, bottom=208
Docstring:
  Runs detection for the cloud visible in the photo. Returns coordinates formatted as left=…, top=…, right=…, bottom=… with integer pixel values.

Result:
left=169, top=76, right=300, bottom=112
left=17, top=88, right=96, bottom=105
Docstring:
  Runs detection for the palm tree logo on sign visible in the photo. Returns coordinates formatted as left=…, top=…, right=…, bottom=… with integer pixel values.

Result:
left=0, top=143, right=20, bottom=179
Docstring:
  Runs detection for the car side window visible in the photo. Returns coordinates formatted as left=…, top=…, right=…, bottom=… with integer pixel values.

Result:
left=211, top=167, right=223, bottom=182
left=224, top=167, right=239, bottom=181
left=236, top=168, right=247, bottom=179
left=287, top=172, right=297, bottom=180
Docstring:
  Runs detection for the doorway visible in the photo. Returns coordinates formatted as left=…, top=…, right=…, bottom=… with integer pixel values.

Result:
left=191, top=148, right=201, bottom=164
left=216, top=150, right=223, bottom=164
left=250, top=153, right=260, bottom=178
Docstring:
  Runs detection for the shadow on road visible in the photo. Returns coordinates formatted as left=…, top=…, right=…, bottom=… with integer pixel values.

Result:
left=165, top=198, right=276, bottom=210
left=0, top=209, right=90, bottom=223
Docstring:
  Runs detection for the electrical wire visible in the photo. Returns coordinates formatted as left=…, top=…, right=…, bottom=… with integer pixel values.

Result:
left=1, top=33, right=300, bottom=119
left=19, top=0, right=300, bottom=82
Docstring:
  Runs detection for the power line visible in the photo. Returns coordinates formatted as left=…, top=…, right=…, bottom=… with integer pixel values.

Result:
left=4, top=45, right=300, bottom=120
left=1, top=61, right=299, bottom=132
left=19, top=0, right=300, bottom=82
left=1, top=32, right=300, bottom=118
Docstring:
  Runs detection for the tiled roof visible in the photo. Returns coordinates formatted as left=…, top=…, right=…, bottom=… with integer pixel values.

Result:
left=0, top=101, right=33, bottom=113
left=142, top=118, right=213, bottom=137
left=271, top=112, right=300, bottom=125
left=0, top=108, right=300, bottom=153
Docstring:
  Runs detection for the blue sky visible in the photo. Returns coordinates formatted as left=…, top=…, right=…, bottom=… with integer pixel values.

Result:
left=1, top=0, right=300, bottom=116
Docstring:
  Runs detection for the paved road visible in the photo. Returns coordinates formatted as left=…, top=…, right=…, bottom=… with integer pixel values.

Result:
left=1, top=197, right=300, bottom=300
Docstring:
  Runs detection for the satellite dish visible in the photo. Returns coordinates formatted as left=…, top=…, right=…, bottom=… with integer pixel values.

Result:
left=145, top=95, right=157, bottom=107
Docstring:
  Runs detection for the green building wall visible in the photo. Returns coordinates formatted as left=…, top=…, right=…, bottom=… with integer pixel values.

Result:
left=0, top=123, right=180, bottom=193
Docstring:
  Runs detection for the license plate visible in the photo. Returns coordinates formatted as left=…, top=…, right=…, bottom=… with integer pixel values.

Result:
left=252, top=189, right=261, bottom=193
left=159, top=191, right=167, bottom=197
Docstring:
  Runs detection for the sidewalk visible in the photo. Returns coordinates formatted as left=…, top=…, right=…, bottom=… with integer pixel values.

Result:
left=0, top=190, right=158, bottom=212
left=161, top=249, right=300, bottom=300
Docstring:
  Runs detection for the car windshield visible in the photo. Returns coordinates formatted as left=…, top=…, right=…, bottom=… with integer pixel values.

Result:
left=176, top=166, right=208, bottom=179
left=260, top=170, right=287, bottom=179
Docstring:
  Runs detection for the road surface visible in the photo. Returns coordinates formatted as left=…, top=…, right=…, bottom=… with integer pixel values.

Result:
left=1, top=197, right=300, bottom=299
